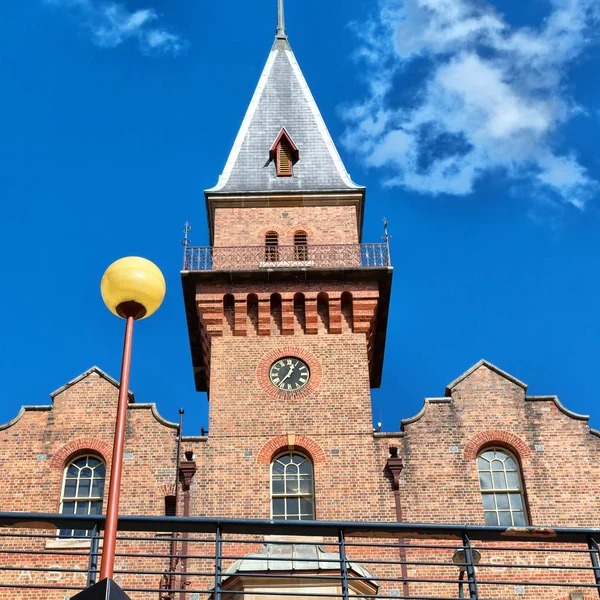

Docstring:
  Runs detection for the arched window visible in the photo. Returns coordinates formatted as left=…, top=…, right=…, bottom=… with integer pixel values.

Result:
left=60, top=455, right=106, bottom=537
left=294, top=231, right=308, bottom=261
left=478, top=447, right=527, bottom=526
left=271, top=452, right=315, bottom=520
left=265, top=231, right=279, bottom=262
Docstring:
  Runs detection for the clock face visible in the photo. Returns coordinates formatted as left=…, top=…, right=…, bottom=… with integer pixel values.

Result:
left=269, top=357, right=310, bottom=392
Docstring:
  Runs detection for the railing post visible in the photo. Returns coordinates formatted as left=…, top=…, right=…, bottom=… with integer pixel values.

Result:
left=462, top=534, right=479, bottom=599
left=214, top=526, right=222, bottom=600
left=86, top=525, right=100, bottom=587
left=588, top=536, right=600, bottom=597
left=338, top=529, right=350, bottom=600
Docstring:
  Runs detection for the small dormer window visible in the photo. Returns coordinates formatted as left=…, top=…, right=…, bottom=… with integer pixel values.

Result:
left=270, top=128, right=299, bottom=177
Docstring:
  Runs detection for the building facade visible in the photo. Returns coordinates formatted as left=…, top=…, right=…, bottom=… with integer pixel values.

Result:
left=1, top=8, right=599, bottom=600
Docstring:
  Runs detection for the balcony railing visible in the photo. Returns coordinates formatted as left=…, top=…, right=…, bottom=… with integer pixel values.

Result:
left=183, top=243, right=390, bottom=272
left=1, top=513, right=600, bottom=599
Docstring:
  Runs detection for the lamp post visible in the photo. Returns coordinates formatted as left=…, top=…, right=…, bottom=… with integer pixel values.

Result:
left=73, top=257, right=166, bottom=600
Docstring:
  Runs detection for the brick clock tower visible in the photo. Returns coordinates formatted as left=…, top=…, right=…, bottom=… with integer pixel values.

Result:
left=181, top=7, right=393, bottom=522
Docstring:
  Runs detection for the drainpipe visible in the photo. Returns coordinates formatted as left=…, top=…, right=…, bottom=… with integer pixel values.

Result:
left=179, top=449, right=197, bottom=600
left=386, top=446, right=409, bottom=598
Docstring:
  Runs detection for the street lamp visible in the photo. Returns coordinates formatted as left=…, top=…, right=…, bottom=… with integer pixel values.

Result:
left=452, top=547, right=482, bottom=599
left=73, top=257, right=165, bottom=600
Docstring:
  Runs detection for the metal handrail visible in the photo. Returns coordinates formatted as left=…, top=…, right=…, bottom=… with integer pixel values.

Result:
left=183, top=243, right=390, bottom=271
left=1, top=514, right=599, bottom=599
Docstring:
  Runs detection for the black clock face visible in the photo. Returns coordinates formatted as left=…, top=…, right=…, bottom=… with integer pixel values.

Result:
left=269, top=357, right=310, bottom=392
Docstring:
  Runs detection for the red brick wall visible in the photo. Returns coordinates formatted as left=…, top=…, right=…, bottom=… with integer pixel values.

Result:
left=0, top=370, right=201, bottom=599
left=396, top=363, right=600, bottom=528
left=191, top=284, right=394, bottom=523
left=213, top=205, right=359, bottom=247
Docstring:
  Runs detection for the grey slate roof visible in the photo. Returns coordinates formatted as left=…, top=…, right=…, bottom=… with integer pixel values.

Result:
left=220, top=542, right=378, bottom=587
left=206, top=38, right=363, bottom=195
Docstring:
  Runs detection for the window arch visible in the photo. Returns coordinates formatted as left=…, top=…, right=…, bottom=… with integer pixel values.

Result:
left=60, top=454, right=106, bottom=537
left=294, top=231, right=308, bottom=261
left=477, top=447, right=527, bottom=526
left=271, top=451, right=315, bottom=520
left=265, top=231, right=279, bottom=262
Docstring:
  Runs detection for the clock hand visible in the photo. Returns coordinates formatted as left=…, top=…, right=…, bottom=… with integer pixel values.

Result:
left=280, top=364, right=296, bottom=384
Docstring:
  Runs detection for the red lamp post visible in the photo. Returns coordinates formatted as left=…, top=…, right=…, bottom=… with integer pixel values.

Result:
left=73, top=257, right=166, bottom=599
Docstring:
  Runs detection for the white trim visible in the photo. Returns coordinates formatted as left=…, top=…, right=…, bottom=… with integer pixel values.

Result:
left=129, top=403, right=179, bottom=429
left=0, top=405, right=51, bottom=431
left=206, top=48, right=279, bottom=192
left=401, top=398, right=451, bottom=430
left=525, top=395, right=589, bottom=421
left=284, top=49, right=362, bottom=190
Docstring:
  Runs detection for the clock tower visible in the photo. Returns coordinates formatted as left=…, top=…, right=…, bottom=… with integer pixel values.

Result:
left=181, top=6, right=393, bottom=521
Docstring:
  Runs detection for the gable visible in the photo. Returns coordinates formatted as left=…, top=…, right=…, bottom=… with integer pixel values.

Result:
left=445, top=359, right=528, bottom=397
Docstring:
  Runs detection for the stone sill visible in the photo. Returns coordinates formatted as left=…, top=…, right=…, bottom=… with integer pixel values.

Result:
left=46, top=538, right=97, bottom=549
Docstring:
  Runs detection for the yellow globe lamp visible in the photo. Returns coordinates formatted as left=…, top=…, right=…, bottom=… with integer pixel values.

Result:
left=101, top=256, right=166, bottom=320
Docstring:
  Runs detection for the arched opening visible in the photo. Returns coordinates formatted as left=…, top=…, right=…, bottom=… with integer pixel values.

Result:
left=223, top=294, right=235, bottom=335
left=317, top=292, right=330, bottom=333
left=294, top=231, right=308, bottom=261
left=341, top=292, right=354, bottom=332
left=247, top=294, right=259, bottom=335
left=60, top=455, right=106, bottom=538
left=271, top=451, right=315, bottom=520
left=270, top=293, right=282, bottom=334
left=265, top=231, right=279, bottom=262
left=477, top=447, right=528, bottom=526
left=293, top=292, right=306, bottom=333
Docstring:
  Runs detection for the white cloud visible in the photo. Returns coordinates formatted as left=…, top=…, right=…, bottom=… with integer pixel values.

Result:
left=45, top=0, right=186, bottom=55
left=342, top=0, right=599, bottom=207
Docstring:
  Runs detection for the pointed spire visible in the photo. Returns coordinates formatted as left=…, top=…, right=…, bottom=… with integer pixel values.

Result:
left=276, top=0, right=287, bottom=39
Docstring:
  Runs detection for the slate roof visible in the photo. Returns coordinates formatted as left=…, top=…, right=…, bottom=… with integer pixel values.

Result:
left=220, top=542, right=378, bottom=587
left=206, top=38, right=363, bottom=195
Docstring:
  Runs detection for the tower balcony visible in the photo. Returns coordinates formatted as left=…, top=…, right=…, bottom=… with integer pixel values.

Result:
left=183, top=243, right=390, bottom=272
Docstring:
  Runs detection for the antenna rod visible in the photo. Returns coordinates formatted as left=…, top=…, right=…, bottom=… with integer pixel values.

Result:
left=276, top=0, right=287, bottom=39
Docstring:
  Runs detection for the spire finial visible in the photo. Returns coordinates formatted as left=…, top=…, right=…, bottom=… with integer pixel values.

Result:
left=276, top=0, right=287, bottom=39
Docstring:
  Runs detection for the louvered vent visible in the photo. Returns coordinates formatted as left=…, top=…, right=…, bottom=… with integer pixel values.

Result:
left=277, top=141, right=293, bottom=177
left=294, top=231, right=308, bottom=261
left=265, top=231, right=279, bottom=261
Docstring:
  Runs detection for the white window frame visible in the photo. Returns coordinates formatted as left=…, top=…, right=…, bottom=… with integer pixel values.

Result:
left=59, top=454, right=105, bottom=539
left=477, top=447, right=528, bottom=527
left=271, top=451, right=315, bottom=520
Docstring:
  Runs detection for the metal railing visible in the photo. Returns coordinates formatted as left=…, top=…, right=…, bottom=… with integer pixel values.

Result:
left=1, top=513, right=599, bottom=599
left=183, top=243, right=390, bottom=272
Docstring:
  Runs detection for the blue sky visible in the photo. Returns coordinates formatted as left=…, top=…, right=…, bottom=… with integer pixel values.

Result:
left=1, top=0, right=599, bottom=436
